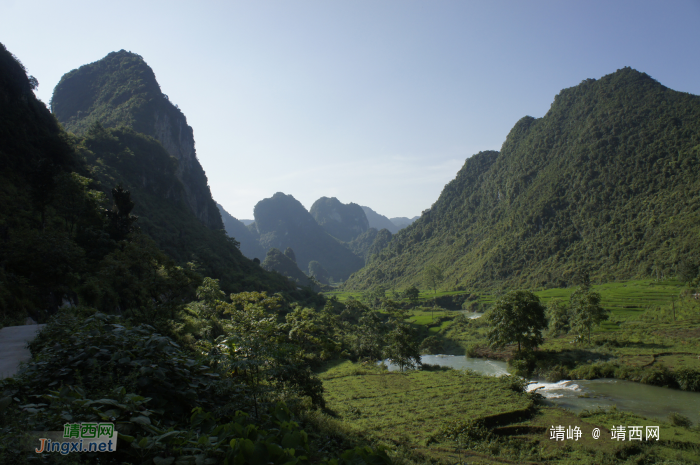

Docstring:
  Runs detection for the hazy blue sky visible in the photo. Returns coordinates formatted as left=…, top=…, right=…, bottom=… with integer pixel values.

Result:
left=2, top=1, right=699, bottom=219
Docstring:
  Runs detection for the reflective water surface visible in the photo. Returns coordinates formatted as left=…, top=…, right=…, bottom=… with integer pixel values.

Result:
left=382, top=355, right=700, bottom=424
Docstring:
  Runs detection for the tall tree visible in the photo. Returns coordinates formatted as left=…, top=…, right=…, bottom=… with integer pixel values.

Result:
left=546, top=298, right=570, bottom=336
left=487, top=290, right=547, bottom=353
left=383, top=322, right=421, bottom=372
left=402, top=285, right=420, bottom=307
left=423, top=264, right=443, bottom=295
left=570, top=288, right=609, bottom=344
left=105, top=185, right=138, bottom=242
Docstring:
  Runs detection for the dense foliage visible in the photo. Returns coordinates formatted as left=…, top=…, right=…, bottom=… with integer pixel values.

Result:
left=345, top=68, right=700, bottom=291
left=0, top=307, right=390, bottom=464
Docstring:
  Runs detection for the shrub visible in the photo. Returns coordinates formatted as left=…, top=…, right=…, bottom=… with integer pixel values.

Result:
left=675, top=368, right=700, bottom=392
left=668, top=412, right=692, bottom=428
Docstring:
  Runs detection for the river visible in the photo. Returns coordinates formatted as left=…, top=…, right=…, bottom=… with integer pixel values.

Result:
left=382, top=354, right=700, bottom=425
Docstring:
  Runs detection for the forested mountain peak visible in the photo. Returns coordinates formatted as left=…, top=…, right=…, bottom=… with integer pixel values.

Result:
left=310, top=196, right=369, bottom=242
left=253, top=193, right=364, bottom=281
left=344, top=68, right=700, bottom=291
left=51, top=50, right=223, bottom=230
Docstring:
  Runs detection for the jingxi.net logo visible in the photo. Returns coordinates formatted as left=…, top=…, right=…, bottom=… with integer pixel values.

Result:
left=33, top=422, right=117, bottom=455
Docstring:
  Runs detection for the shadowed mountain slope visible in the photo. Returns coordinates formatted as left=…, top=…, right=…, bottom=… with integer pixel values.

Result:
left=310, top=197, right=369, bottom=242
left=361, top=206, right=399, bottom=234
left=253, top=193, right=364, bottom=281
left=217, top=203, right=266, bottom=260
left=261, top=248, right=316, bottom=289
left=51, top=50, right=222, bottom=230
left=0, top=43, right=301, bottom=323
left=344, top=68, right=700, bottom=291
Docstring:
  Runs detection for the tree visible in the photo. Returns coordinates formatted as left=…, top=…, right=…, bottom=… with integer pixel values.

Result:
left=283, top=247, right=297, bottom=264
left=546, top=298, right=570, bottom=336
left=423, top=264, right=443, bottom=294
left=486, top=290, right=546, bottom=353
left=678, top=260, right=699, bottom=284
left=354, top=312, right=386, bottom=361
left=105, top=185, right=138, bottom=242
left=383, top=322, right=421, bottom=372
left=196, top=277, right=225, bottom=312
left=403, top=285, right=420, bottom=307
left=570, top=288, right=609, bottom=344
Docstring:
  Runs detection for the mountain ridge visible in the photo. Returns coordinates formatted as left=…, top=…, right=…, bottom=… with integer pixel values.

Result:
left=344, top=67, right=700, bottom=291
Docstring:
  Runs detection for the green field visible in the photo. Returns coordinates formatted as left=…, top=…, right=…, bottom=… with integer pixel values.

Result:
left=327, top=279, right=700, bottom=384
left=317, top=360, right=700, bottom=464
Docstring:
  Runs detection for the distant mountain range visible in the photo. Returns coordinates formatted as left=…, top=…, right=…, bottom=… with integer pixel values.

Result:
left=216, top=198, right=413, bottom=281
left=389, top=216, right=419, bottom=229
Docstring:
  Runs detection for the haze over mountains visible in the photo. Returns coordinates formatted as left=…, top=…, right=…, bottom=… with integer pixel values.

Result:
left=5, top=43, right=697, bottom=302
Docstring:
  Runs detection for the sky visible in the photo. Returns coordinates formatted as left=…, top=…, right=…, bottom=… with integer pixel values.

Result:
left=2, top=1, right=699, bottom=220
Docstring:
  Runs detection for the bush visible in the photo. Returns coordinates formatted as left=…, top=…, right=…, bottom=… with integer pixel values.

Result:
left=668, top=412, right=692, bottom=428
left=419, top=335, right=444, bottom=355
left=20, top=311, right=222, bottom=420
left=675, top=368, right=700, bottom=392
left=640, top=365, right=678, bottom=389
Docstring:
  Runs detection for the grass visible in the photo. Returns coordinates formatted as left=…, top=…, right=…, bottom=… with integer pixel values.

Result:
left=317, top=360, right=533, bottom=463
left=327, top=279, right=700, bottom=392
left=317, top=361, right=700, bottom=463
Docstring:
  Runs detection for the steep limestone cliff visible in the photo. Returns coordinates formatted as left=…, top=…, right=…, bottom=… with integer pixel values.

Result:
left=51, top=50, right=223, bottom=230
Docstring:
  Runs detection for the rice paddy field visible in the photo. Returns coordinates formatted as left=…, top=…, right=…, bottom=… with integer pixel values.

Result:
left=317, top=280, right=700, bottom=463
left=316, top=360, right=700, bottom=464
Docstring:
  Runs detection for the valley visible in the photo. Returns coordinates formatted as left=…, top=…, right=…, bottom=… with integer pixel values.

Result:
left=1, top=34, right=700, bottom=465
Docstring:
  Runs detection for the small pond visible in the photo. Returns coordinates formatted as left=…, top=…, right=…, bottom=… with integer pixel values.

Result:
left=381, top=355, right=700, bottom=425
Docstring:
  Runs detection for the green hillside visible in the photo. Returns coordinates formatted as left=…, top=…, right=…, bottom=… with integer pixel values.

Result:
left=348, top=227, right=393, bottom=264
left=345, top=68, right=700, bottom=291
